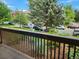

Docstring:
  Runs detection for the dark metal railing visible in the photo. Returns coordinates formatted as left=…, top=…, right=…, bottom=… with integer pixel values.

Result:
left=0, top=28, right=79, bottom=59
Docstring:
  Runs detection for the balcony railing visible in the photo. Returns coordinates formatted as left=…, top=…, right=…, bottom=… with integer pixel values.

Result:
left=0, top=28, right=79, bottom=59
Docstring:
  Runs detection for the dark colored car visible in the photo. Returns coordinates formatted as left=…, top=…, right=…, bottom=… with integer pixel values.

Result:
left=33, top=25, right=43, bottom=31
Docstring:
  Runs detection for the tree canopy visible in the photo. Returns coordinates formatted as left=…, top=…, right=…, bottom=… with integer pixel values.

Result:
left=63, top=5, right=75, bottom=25
left=29, top=0, right=64, bottom=28
left=0, top=2, right=11, bottom=24
left=13, top=10, right=29, bottom=26
left=74, top=10, right=79, bottom=22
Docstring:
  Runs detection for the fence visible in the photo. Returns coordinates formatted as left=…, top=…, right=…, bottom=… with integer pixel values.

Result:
left=0, top=28, right=79, bottom=59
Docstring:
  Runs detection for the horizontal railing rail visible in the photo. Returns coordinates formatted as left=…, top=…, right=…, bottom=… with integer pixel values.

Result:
left=0, top=27, right=79, bottom=59
left=0, top=28, right=79, bottom=46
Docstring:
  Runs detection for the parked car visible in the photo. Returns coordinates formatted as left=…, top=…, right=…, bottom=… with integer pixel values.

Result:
left=33, top=25, right=43, bottom=31
left=3, top=21, right=14, bottom=25
left=73, top=29, right=79, bottom=36
left=56, top=25, right=65, bottom=30
left=28, top=22, right=34, bottom=28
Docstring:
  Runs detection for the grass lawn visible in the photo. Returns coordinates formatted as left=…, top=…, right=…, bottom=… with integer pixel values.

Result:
left=0, top=24, right=31, bottom=31
left=0, top=24, right=79, bottom=38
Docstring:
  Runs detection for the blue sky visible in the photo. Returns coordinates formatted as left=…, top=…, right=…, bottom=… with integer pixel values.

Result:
left=58, top=0, right=79, bottom=10
left=1, top=0, right=29, bottom=10
left=1, top=0, right=79, bottom=10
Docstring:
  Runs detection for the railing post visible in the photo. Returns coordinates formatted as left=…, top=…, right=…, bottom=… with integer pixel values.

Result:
left=0, top=30, right=2, bottom=44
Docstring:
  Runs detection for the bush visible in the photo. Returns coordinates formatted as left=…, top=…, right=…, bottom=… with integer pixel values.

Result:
left=67, top=47, right=79, bottom=59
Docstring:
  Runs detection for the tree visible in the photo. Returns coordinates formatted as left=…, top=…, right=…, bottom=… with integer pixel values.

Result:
left=29, top=0, right=64, bottom=29
left=0, top=2, right=11, bottom=24
left=64, top=5, right=75, bottom=25
left=13, top=10, right=29, bottom=27
left=74, top=10, right=79, bottom=22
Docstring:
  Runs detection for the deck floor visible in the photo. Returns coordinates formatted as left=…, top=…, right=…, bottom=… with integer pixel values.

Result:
left=0, top=45, right=32, bottom=59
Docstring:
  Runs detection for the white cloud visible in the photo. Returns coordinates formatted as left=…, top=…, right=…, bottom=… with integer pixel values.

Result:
left=0, top=0, right=7, bottom=4
left=0, top=0, right=14, bottom=10
left=23, top=10, right=27, bottom=12
left=8, top=5, right=14, bottom=8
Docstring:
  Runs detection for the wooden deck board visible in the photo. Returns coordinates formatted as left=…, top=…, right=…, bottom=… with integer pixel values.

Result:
left=0, top=46, right=32, bottom=59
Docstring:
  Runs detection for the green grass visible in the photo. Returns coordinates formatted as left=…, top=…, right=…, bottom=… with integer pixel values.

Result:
left=0, top=24, right=15, bottom=27
left=0, top=24, right=79, bottom=38
left=0, top=24, right=31, bottom=31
